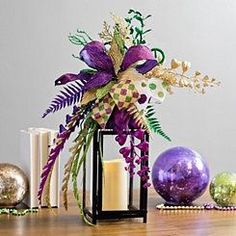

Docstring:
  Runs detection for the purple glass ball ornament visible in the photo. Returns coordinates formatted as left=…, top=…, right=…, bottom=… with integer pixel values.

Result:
left=152, top=146, right=210, bottom=205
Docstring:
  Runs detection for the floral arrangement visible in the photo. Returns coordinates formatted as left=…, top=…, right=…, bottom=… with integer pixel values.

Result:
left=38, top=9, right=219, bottom=222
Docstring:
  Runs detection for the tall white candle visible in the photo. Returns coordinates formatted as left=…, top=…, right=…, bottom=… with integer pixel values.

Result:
left=102, top=159, right=128, bottom=210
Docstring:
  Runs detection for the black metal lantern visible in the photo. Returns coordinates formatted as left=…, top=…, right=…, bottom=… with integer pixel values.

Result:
left=82, top=129, right=149, bottom=224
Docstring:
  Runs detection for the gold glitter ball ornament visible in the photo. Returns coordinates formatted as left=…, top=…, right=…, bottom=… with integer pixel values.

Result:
left=0, top=163, right=29, bottom=207
left=210, top=172, right=236, bottom=207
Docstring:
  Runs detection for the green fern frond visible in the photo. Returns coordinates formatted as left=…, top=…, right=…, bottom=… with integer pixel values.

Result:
left=145, top=105, right=171, bottom=141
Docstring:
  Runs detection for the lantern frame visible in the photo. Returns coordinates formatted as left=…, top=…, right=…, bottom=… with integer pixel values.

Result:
left=82, top=129, right=149, bottom=224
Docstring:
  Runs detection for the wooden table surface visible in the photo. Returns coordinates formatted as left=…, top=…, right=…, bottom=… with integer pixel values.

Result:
left=0, top=190, right=236, bottom=236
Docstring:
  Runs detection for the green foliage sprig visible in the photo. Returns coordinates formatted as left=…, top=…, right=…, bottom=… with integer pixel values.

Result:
left=151, top=48, right=165, bottom=64
left=71, top=118, right=98, bottom=225
left=145, top=104, right=171, bottom=141
left=125, top=9, right=152, bottom=45
left=68, top=29, right=93, bottom=46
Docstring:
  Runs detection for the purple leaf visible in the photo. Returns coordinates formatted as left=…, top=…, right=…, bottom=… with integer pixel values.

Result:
left=106, top=106, right=130, bottom=132
left=55, top=70, right=95, bottom=86
left=128, top=117, right=140, bottom=129
left=119, top=147, right=131, bottom=158
left=141, top=155, right=149, bottom=161
left=84, top=71, right=113, bottom=91
left=143, top=183, right=151, bottom=188
left=120, top=45, right=155, bottom=71
left=115, top=134, right=127, bottom=146
left=80, top=41, right=115, bottom=74
left=38, top=103, right=93, bottom=204
left=133, top=129, right=145, bottom=140
left=136, top=141, right=149, bottom=152
left=135, top=59, right=158, bottom=74
left=38, top=129, right=72, bottom=204
left=72, top=105, right=79, bottom=115
left=66, top=114, right=72, bottom=124
left=42, top=81, right=85, bottom=118
left=59, top=124, right=66, bottom=133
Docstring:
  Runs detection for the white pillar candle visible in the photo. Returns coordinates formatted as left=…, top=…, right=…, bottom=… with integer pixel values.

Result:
left=102, top=159, right=128, bottom=210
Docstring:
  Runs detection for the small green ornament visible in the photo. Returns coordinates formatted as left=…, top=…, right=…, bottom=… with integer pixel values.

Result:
left=149, top=83, right=157, bottom=90
left=141, top=82, right=147, bottom=87
left=210, top=172, right=236, bottom=207
left=158, top=91, right=164, bottom=98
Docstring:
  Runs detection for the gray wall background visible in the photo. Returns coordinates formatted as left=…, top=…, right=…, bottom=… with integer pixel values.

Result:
left=0, top=0, right=235, bottom=184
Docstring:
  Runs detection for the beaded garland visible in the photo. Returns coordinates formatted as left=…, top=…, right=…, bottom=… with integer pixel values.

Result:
left=0, top=208, right=38, bottom=216
left=156, top=203, right=236, bottom=211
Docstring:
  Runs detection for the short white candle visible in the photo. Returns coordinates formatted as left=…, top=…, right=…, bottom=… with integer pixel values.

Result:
left=102, top=158, right=128, bottom=210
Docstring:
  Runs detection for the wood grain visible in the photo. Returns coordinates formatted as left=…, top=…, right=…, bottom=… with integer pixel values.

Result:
left=0, top=190, right=235, bottom=236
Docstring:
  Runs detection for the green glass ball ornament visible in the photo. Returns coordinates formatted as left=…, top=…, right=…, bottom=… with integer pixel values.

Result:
left=210, top=172, right=236, bottom=207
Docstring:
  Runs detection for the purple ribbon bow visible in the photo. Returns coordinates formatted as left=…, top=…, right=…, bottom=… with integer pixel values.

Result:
left=54, top=41, right=158, bottom=90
